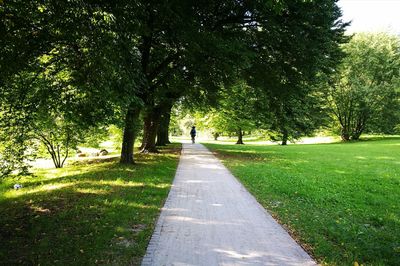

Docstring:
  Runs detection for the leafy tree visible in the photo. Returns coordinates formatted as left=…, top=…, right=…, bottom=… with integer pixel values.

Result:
left=177, top=1, right=347, bottom=146
left=244, top=1, right=348, bottom=144
left=194, top=111, right=227, bottom=140
left=129, top=0, right=348, bottom=154
left=1, top=64, right=99, bottom=169
left=328, top=33, right=400, bottom=140
left=199, top=80, right=328, bottom=145
left=216, top=82, right=257, bottom=144
left=133, top=0, right=258, bottom=153
left=0, top=0, right=140, bottom=172
left=140, top=71, right=192, bottom=152
left=252, top=80, right=330, bottom=145
left=191, top=81, right=258, bottom=144
left=34, top=117, right=77, bottom=168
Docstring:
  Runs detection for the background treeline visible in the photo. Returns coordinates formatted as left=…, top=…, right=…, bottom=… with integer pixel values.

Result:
left=1, top=1, right=398, bottom=175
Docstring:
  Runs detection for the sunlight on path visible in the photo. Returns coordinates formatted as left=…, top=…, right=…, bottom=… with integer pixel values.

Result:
left=142, top=143, right=316, bottom=266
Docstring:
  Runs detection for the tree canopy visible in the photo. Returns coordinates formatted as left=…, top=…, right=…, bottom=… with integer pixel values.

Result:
left=0, top=0, right=349, bottom=175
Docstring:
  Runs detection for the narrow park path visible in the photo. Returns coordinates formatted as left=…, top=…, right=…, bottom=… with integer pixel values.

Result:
left=142, top=143, right=316, bottom=266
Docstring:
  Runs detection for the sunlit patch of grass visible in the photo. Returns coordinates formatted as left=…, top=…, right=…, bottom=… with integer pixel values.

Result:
left=3, top=183, right=76, bottom=198
left=0, top=144, right=181, bottom=265
left=74, top=188, right=109, bottom=195
left=204, top=137, right=400, bottom=266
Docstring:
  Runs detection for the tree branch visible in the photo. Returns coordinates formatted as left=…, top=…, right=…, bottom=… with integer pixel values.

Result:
left=61, top=131, right=70, bottom=167
left=147, top=52, right=180, bottom=82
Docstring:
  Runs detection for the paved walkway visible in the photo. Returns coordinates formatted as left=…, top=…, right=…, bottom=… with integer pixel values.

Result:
left=142, top=143, right=316, bottom=266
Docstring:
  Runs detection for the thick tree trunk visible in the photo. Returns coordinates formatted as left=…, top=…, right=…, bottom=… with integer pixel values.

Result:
left=156, top=113, right=171, bottom=146
left=140, top=108, right=161, bottom=153
left=120, top=104, right=141, bottom=164
left=236, top=128, right=244, bottom=144
left=164, top=114, right=172, bottom=145
left=140, top=112, right=151, bottom=150
left=156, top=104, right=172, bottom=146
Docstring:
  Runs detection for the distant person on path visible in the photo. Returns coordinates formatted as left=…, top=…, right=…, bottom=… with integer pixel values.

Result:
left=190, top=126, right=196, bottom=144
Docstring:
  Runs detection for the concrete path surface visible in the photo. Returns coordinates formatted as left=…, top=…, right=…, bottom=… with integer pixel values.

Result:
left=142, top=143, right=317, bottom=266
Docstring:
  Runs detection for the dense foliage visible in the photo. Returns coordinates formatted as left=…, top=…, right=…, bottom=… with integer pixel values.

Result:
left=328, top=33, right=400, bottom=140
left=1, top=0, right=347, bottom=174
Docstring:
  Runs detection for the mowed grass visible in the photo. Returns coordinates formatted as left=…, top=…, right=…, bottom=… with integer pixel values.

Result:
left=204, top=138, right=400, bottom=266
left=0, top=144, right=181, bottom=265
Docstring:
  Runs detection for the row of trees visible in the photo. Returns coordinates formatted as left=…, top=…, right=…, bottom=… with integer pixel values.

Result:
left=189, top=33, right=400, bottom=144
left=1, top=0, right=349, bottom=175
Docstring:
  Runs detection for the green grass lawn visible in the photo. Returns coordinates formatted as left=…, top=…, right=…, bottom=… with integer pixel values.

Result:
left=204, top=137, right=400, bottom=266
left=0, top=144, right=181, bottom=265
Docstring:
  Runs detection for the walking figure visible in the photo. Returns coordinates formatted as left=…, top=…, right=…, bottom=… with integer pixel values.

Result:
left=190, top=126, right=196, bottom=144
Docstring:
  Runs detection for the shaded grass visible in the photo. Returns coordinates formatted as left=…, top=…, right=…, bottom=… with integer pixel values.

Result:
left=204, top=138, right=400, bottom=266
left=0, top=144, right=181, bottom=265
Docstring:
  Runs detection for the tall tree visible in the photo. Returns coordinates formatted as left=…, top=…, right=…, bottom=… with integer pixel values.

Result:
left=328, top=33, right=400, bottom=140
left=133, top=0, right=258, bottom=153
left=164, top=0, right=347, bottom=147
left=244, top=1, right=348, bottom=144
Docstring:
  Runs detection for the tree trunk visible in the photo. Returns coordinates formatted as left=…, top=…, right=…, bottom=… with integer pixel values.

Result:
left=37, top=132, right=69, bottom=168
left=340, top=126, right=351, bottom=141
left=156, top=104, right=172, bottom=146
left=155, top=116, right=168, bottom=146
left=140, top=112, right=151, bottom=150
left=236, top=128, right=244, bottom=144
left=281, top=129, right=288, bottom=145
left=351, top=114, right=366, bottom=140
left=140, top=107, right=161, bottom=153
left=213, top=132, right=219, bottom=141
left=120, top=104, right=141, bottom=164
